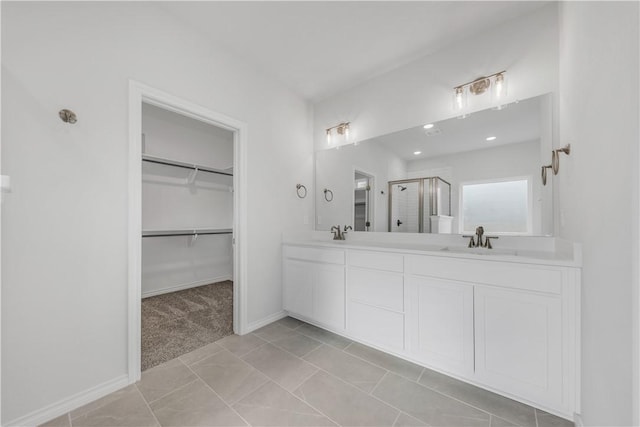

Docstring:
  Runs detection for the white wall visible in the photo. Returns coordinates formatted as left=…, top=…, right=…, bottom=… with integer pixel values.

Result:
left=315, top=142, right=406, bottom=231
left=141, top=104, right=234, bottom=297
left=558, top=2, right=639, bottom=425
left=1, top=2, right=314, bottom=424
left=407, top=140, right=544, bottom=235
left=314, top=3, right=559, bottom=150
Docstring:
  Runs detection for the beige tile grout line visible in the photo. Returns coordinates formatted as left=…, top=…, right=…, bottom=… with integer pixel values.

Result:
left=271, top=320, right=523, bottom=427
left=133, top=384, right=163, bottom=427
left=186, top=348, right=270, bottom=406
left=369, top=370, right=390, bottom=396
left=391, top=411, right=401, bottom=426
left=181, top=359, right=254, bottom=427
left=534, top=407, right=540, bottom=427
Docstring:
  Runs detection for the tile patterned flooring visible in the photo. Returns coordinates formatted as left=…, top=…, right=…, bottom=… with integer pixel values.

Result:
left=41, top=317, right=574, bottom=427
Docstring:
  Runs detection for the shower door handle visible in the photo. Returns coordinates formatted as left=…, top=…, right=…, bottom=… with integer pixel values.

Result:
left=396, top=219, right=403, bottom=227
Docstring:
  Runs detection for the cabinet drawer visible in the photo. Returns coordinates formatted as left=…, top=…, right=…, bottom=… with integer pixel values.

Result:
left=406, top=256, right=562, bottom=294
left=284, top=245, right=345, bottom=265
left=348, top=250, right=404, bottom=272
left=348, top=301, right=404, bottom=351
left=348, top=268, right=404, bottom=312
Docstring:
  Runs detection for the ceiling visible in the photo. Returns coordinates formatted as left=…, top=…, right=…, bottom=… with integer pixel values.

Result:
left=160, top=1, right=548, bottom=102
left=370, top=95, right=542, bottom=161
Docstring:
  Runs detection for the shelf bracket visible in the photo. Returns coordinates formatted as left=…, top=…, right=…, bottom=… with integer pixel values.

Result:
left=186, top=167, right=199, bottom=184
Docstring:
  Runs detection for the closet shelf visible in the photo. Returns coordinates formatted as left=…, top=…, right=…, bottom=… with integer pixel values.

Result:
left=142, top=228, right=233, bottom=238
left=142, top=154, right=233, bottom=177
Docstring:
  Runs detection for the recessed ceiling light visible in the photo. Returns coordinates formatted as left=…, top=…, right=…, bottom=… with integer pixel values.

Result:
left=486, top=136, right=497, bottom=141
left=414, top=151, right=422, bottom=155
left=423, top=124, right=434, bottom=129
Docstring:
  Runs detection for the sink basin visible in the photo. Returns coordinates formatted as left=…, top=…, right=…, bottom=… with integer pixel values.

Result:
left=439, top=247, right=518, bottom=256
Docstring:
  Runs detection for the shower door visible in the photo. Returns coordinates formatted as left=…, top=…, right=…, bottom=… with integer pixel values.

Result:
left=389, top=180, right=421, bottom=232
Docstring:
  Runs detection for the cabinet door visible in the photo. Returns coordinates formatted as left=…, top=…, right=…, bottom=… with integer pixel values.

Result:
left=313, top=263, right=345, bottom=330
left=407, top=276, right=474, bottom=377
left=474, top=286, right=562, bottom=406
left=283, top=260, right=313, bottom=319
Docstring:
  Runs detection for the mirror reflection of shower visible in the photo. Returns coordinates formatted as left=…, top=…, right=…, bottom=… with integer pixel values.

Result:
left=354, top=171, right=374, bottom=231
left=388, top=177, right=452, bottom=233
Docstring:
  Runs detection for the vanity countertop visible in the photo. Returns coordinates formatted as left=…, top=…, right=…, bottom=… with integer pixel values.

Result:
left=282, top=237, right=582, bottom=268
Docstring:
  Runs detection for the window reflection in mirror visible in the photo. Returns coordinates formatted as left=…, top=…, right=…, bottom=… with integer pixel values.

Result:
left=460, top=177, right=532, bottom=235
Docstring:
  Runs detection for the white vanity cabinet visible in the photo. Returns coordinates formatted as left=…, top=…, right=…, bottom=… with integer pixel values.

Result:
left=282, top=242, right=580, bottom=418
left=405, top=255, right=576, bottom=411
left=346, top=250, right=405, bottom=351
left=406, top=275, right=475, bottom=377
left=282, top=245, right=346, bottom=330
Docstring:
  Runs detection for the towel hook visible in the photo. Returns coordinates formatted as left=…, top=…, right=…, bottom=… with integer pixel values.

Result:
left=552, top=144, right=571, bottom=175
left=541, top=165, right=553, bottom=186
left=324, top=188, right=334, bottom=202
left=296, top=184, right=307, bottom=199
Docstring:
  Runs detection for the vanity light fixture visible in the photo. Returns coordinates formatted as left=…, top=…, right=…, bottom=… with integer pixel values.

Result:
left=326, top=122, right=350, bottom=145
left=423, top=123, right=434, bottom=129
left=486, top=136, right=497, bottom=141
left=414, top=151, right=422, bottom=155
left=453, top=70, right=507, bottom=111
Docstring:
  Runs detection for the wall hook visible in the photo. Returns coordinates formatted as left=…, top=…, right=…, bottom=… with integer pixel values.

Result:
left=58, top=109, right=77, bottom=124
left=541, top=165, right=553, bottom=186
left=323, top=188, right=334, bottom=202
left=552, top=144, right=571, bottom=175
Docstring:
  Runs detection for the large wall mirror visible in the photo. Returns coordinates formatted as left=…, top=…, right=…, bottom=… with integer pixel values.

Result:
left=315, top=93, right=553, bottom=236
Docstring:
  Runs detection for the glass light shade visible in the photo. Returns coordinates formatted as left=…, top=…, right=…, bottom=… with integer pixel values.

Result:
left=492, top=73, right=507, bottom=102
left=453, top=87, right=467, bottom=111
left=326, top=129, right=332, bottom=145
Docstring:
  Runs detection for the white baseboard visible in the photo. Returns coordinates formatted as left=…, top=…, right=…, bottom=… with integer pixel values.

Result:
left=574, top=413, right=584, bottom=427
left=243, top=310, right=287, bottom=334
left=4, top=374, right=129, bottom=427
left=141, top=275, right=232, bottom=298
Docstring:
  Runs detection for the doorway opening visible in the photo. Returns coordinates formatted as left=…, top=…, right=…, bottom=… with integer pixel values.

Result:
left=128, top=82, right=247, bottom=381
left=354, top=171, right=374, bottom=231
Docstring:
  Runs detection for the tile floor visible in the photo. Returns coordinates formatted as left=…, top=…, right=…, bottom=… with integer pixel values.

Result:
left=41, top=317, right=574, bottom=427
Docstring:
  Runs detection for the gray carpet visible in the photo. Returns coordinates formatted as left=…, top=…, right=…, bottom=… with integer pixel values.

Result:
left=141, top=281, right=233, bottom=371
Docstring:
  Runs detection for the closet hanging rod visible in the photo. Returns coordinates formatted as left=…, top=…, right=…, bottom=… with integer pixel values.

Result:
left=142, top=228, right=233, bottom=238
left=142, top=154, right=233, bottom=177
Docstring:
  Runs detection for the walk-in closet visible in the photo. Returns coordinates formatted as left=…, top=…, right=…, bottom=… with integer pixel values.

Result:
left=140, top=103, right=234, bottom=371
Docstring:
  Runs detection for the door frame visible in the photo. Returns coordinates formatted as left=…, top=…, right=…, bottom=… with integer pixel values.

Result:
left=127, top=81, right=248, bottom=382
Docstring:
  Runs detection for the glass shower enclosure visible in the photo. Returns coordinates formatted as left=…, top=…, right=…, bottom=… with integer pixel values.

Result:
left=388, top=177, right=451, bottom=233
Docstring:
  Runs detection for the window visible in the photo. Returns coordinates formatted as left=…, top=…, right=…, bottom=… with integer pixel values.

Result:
left=459, top=177, right=532, bottom=235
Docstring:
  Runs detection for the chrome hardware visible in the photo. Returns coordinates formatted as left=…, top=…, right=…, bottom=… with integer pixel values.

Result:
left=59, top=109, right=77, bottom=124
left=296, top=184, right=307, bottom=198
left=330, top=225, right=352, bottom=240
left=462, top=225, right=499, bottom=249
left=552, top=144, right=571, bottom=175
left=331, top=225, right=342, bottom=240
left=324, top=188, right=334, bottom=202
left=484, top=236, right=498, bottom=249
left=541, top=165, right=552, bottom=186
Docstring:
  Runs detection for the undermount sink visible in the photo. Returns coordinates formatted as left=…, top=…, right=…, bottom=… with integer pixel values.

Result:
left=439, top=246, right=518, bottom=256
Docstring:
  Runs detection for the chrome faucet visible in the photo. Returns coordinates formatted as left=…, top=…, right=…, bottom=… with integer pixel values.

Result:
left=331, top=225, right=353, bottom=240
left=463, top=226, right=499, bottom=248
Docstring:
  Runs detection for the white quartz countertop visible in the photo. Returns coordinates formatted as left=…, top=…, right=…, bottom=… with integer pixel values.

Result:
left=282, top=237, right=582, bottom=268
